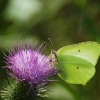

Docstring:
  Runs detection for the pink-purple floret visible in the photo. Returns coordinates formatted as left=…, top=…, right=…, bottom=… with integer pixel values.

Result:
left=4, top=42, right=58, bottom=85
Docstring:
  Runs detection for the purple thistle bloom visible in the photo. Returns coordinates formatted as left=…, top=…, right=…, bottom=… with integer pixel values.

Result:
left=3, top=41, right=58, bottom=86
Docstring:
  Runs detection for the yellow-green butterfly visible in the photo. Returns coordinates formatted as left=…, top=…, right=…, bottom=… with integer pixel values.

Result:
left=46, top=39, right=100, bottom=85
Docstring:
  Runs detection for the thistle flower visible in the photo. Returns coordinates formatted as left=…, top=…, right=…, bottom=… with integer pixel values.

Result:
left=3, top=41, right=58, bottom=87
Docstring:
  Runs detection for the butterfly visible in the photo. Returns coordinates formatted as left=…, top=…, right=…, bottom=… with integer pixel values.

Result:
left=45, top=39, right=100, bottom=85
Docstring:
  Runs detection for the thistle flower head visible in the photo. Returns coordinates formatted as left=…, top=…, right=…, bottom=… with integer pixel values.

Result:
left=4, top=41, right=58, bottom=86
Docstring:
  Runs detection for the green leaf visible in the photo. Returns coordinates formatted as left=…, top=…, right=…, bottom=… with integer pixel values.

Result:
left=57, top=41, right=100, bottom=85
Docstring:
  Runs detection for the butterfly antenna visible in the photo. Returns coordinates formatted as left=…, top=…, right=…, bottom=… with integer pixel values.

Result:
left=48, top=38, right=54, bottom=49
left=42, top=41, right=52, bottom=49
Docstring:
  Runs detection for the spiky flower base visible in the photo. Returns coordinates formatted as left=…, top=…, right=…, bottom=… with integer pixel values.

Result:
left=1, top=78, right=47, bottom=100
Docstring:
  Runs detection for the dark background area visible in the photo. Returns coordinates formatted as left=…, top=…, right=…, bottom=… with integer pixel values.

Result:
left=0, top=0, right=100, bottom=100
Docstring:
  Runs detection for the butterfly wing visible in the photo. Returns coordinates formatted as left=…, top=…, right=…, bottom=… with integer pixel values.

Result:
left=57, top=41, right=100, bottom=85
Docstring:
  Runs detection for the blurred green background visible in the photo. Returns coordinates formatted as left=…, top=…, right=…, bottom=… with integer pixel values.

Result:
left=0, top=0, right=100, bottom=100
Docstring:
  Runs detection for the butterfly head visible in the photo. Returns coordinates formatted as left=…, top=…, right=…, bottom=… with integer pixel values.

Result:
left=51, top=49, right=57, bottom=55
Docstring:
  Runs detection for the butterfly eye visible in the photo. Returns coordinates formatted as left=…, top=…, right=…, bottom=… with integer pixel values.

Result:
left=52, top=51, right=56, bottom=54
left=51, top=50, right=54, bottom=54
